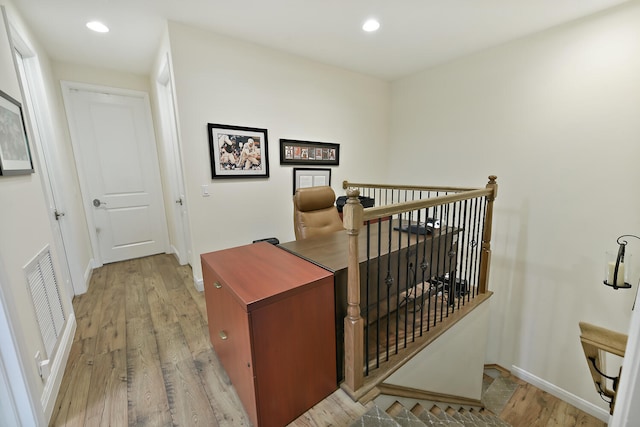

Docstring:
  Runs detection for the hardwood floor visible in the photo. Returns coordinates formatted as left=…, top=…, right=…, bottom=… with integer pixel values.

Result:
left=50, top=254, right=606, bottom=427
left=500, top=375, right=606, bottom=427
left=51, top=254, right=252, bottom=426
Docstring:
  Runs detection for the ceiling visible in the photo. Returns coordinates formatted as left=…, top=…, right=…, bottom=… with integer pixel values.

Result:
left=10, top=0, right=630, bottom=81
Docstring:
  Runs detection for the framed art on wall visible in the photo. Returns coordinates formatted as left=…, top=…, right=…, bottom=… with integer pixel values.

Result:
left=280, top=139, right=339, bottom=166
left=293, top=168, right=331, bottom=194
left=0, top=89, right=34, bottom=176
left=208, top=123, right=269, bottom=179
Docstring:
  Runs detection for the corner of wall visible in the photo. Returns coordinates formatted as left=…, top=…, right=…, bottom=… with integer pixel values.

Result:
left=41, top=313, right=76, bottom=423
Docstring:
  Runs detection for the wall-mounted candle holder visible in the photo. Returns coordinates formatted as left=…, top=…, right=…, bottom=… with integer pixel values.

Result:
left=603, top=235, right=638, bottom=290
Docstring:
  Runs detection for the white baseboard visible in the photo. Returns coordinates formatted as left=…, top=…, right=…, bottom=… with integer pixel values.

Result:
left=511, top=365, right=609, bottom=423
left=42, top=313, right=76, bottom=423
left=169, top=246, right=189, bottom=266
left=80, top=260, right=93, bottom=294
left=194, top=277, right=204, bottom=292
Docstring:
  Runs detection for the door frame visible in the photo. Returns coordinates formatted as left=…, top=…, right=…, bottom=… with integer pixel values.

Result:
left=60, top=81, right=169, bottom=267
left=10, top=27, right=83, bottom=295
left=156, top=55, right=192, bottom=266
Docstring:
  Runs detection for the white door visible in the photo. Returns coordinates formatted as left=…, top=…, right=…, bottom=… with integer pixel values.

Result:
left=157, top=58, right=192, bottom=266
left=62, top=83, right=168, bottom=265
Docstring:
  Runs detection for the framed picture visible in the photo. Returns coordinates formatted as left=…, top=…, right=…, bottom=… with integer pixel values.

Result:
left=208, top=123, right=269, bottom=179
left=280, top=139, right=339, bottom=166
left=293, top=168, right=331, bottom=194
left=0, top=90, right=34, bottom=176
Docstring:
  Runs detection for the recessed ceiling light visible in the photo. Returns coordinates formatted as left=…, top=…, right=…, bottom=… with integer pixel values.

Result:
left=86, top=21, right=109, bottom=33
left=362, top=19, right=380, bottom=32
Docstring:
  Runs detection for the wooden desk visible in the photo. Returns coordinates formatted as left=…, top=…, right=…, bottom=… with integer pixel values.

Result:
left=279, top=220, right=458, bottom=381
left=201, top=242, right=336, bottom=427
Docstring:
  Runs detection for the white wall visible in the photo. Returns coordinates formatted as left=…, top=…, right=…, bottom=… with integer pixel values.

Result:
left=389, top=2, right=640, bottom=414
left=166, top=22, right=391, bottom=283
left=384, top=300, right=490, bottom=399
left=0, top=1, right=79, bottom=422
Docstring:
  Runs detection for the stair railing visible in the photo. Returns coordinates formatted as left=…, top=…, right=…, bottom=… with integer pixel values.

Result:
left=579, top=321, right=628, bottom=414
left=341, top=176, right=498, bottom=400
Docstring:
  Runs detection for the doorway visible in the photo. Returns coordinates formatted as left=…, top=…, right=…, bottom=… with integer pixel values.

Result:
left=156, top=56, right=192, bottom=266
left=61, top=82, right=169, bottom=265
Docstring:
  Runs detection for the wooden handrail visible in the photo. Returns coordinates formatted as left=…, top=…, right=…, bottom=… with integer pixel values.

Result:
left=343, top=180, right=479, bottom=193
left=579, top=321, right=628, bottom=414
left=579, top=322, right=627, bottom=356
left=357, top=188, right=493, bottom=222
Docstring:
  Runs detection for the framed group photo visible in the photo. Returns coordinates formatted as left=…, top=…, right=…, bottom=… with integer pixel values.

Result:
left=0, top=90, right=34, bottom=176
left=208, top=123, right=269, bottom=179
left=280, top=139, right=339, bottom=166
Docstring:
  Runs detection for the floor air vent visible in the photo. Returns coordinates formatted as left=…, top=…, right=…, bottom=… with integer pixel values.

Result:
left=24, top=246, right=65, bottom=358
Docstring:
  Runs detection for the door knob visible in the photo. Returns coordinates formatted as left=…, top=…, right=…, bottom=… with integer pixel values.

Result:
left=92, top=198, right=106, bottom=207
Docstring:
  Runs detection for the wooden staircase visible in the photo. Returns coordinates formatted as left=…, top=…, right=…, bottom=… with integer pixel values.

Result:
left=350, top=402, right=511, bottom=427
left=350, top=367, right=515, bottom=426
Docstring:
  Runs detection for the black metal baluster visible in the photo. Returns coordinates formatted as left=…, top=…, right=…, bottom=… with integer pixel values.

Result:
left=461, top=199, right=472, bottom=302
left=470, top=198, right=480, bottom=298
left=419, top=206, right=429, bottom=336
left=402, top=209, right=413, bottom=349
left=375, top=221, right=383, bottom=366
left=385, top=218, right=393, bottom=361
left=450, top=200, right=459, bottom=311
left=365, top=221, right=371, bottom=374
left=435, top=201, right=445, bottom=322
left=411, top=207, right=422, bottom=342
left=395, top=212, right=402, bottom=355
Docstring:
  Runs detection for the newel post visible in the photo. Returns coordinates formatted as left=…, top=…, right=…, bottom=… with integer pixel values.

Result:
left=479, top=175, right=498, bottom=294
left=342, top=188, right=364, bottom=397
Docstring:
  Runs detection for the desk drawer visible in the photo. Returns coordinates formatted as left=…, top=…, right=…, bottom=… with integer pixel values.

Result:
left=203, top=265, right=258, bottom=424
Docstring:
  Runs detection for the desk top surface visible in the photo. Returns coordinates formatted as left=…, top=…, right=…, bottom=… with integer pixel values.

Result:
left=201, top=241, right=332, bottom=310
left=279, top=220, right=456, bottom=273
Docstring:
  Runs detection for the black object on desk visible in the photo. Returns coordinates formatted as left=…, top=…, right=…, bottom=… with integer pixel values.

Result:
left=394, top=222, right=432, bottom=235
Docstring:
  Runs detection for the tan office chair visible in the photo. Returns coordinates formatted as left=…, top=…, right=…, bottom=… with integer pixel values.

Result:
left=293, top=186, right=344, bottom=240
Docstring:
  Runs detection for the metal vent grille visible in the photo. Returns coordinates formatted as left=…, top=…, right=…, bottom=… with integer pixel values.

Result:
left=24, top=246, right=65, bottom=357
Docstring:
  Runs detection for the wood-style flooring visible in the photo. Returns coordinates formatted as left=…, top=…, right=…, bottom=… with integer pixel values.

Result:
left=500, top=374, right=606, bottom=427
left=50, top=254, right=606, bottom=427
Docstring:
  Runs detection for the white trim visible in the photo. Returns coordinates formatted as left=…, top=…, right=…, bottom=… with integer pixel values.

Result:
left=0, top=246, right=44, bottom=426
left=608, top=289, right=640, bottom=426
left=41, top=313, right=75, bottom=422
left=194, top=277, right=204, bottom=292
left=83, top=261, right=93, bottom=294
left=156, top=53, right=192, bottom=266
left=0, top=355, right=20, bottom=426
left=511, top=365, right=609, bottom=422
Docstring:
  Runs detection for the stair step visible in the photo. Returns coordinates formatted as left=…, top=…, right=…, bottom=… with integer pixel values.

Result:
left=451, top=411, right=485, bottom=425
left=349, top=405, right=401, bottom=427
left=387, top=403, right=425, bottom=427
left=481, top=376, right=518, bottom=415
left=351, top=401, right=513, bottom=426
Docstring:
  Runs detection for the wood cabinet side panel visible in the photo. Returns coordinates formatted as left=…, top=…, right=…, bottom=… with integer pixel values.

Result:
left=251, top=277, right=337, bottom=427
left=203, top=263, right=258, bottom=426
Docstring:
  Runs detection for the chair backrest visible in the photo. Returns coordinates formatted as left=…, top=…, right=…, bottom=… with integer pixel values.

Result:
left=293, top=186, right=344, bottom=240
